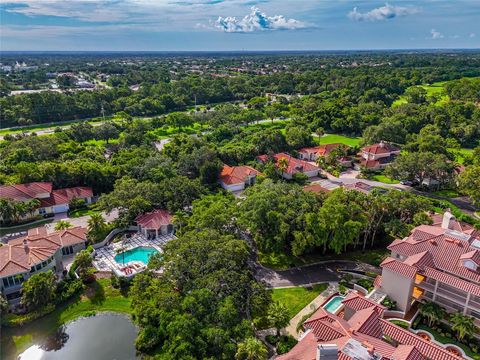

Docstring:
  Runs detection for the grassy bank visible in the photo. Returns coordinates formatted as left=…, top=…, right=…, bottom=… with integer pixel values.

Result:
left=1, top=278, right=131, bottom=358
left=271, top=284, right=328, bottom=319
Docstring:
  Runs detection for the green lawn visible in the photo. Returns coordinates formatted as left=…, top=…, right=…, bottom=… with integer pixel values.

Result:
left=148, top=122, right=208, bottom=139
left=82, top=138, right=120, bottom=147
left=271, top=284, right=328, bottom=319
left=450, top=147, right=473, bottom=165
left=68, top=204, right=102, bottom=218
left=1, top=278, right=131, bottom=358
left=316, top=134, right=362, bottom=147
left=371, top=174, right=400, bottom=184
left=432, top=189, right=461, bottom=198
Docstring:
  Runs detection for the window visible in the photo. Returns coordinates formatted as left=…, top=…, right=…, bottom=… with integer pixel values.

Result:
left=62, top=246, right=74, bottom=256
left=2, top=274, right=25, bottom=288
left=6, top=291, right=21, bottom=300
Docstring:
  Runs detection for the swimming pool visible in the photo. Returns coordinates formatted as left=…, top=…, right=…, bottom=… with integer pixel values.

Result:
left=323, top=295, right=345, bottom=314
left=114, top=246, right=158, bottom=265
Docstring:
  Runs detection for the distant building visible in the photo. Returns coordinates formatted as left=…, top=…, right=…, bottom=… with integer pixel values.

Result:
left=219, top=165, right=262, bottom=192
left=298, top=143, right=345, bottom=162
left=257, top=153, right=319, bottom=179
left=356, top=141, right=400, bottom=171
left=0, top=182, right=93, bottom=216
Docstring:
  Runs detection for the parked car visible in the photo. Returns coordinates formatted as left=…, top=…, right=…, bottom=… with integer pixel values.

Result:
left=400, top=180, right=413, bottom=186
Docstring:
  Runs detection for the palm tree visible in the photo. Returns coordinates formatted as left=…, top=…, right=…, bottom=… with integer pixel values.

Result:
left=0, top=199, right=16, bottom=224
left=87, top=213, right=107, bottom=242
left=277, top=157, right=289, bottom=179
left=235, top=337, right=268, bottom=360
left=25, top=199, right=41, bottom=219
left=267, top=301, right=290, bottom=338
left=419, top=301, right=445, bottom=327
left=315, top=127, right=324, bottom=143
left=450, top=312, right=477, bottom=342
left=74, top=249, right=93, bottom=281
left=172, top=210, right=187, bottom=233
left=55, top=220, right=73, bottom=231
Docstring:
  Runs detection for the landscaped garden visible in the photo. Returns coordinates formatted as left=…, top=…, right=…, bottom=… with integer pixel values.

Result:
left=271, top=284, right=328, bottom=319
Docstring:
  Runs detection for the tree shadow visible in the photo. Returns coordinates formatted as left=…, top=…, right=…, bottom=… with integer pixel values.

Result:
left=84, top=281, right=105, bottom=305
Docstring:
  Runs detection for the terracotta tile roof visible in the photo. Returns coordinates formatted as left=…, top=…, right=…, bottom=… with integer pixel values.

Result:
left=298, top=143, right=345, bottom=157
left=380, top=319, right=462, bottom=360
left=279, top=298, right=461, bottom=360
left=135, top=209, right=172, bottom=230
left=360, top=155, right=396, bottom=168
left=303, top=184, right=331, bottom=193
left=0, top=182, right=52, bottom=202
left=0, top=227, right=87, bottom=278
left=380, top=257, right=418, bottom=279
left=342, top=292, right=386, bottom=313
left=343, top=181, right=373, bottom=194
left=39, top=187, right=93, bottom=207
left=374, top=275, right=382, bottom=288
left=387, top=221, right=480, bottom=285
left=403, top=251, right=435, bottom=272
left=219, top=165, right=261, bottom=185
left=424, top=267, right=480, bottom=297
left=362, top=141, right=400, bottom=155
left=257, top=153, right=319, bottom=175
left=391, top=345, right=425, bottom=360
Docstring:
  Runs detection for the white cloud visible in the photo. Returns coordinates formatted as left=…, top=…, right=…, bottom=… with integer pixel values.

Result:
left=215, top=6, right=307, bottom=33
left=348, top=3, right=418, bottom=22
left=430, top=28, right=444, bottom=39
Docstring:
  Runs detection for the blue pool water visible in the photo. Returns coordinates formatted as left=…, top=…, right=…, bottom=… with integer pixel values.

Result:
left=114, top=246, right=158, bottom=265
left=323, top=295, right=345, bottom=313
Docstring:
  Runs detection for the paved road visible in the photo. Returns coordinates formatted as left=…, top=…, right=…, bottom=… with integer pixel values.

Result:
left=253, top=260, right=379, bottom=288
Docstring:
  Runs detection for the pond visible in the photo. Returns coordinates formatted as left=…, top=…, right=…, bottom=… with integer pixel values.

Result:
left=3, top=313, right=138, bottom=360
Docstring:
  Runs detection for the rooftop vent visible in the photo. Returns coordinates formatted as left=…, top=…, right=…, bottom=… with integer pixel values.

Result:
left=445, top=229, right=470, bottom=242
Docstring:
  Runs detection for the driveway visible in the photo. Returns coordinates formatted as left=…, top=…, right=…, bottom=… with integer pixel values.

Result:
left=253, top=260, right=378, bottom=288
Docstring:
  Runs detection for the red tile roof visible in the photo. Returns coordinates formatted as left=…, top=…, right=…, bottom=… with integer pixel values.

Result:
left=0, top=182, right=52, bottom=202
left=257, top=153, right=319, bottom=175
left=298, top=143, right=345, bottom=157
left=278, top=292, right=461, bottom=360
left=362, top=141, right=400, bottom=155
left=380, top=257, right=418, bottom=279
left=219, top=165, right=261, bottom=185
left=343, top=181, right=373, bottom=194
left=135, top=209, right=172, bottom=229
left=342, top=292, right=386, bottom=313
left=303, top=184, right=330, bottom=193
left=39, top=187, right=93, bottom=207
left=0, top=227, right=87, bottom=277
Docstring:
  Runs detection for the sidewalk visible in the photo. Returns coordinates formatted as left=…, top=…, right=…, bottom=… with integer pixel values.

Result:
left=284, top=283, right=338, bottom=339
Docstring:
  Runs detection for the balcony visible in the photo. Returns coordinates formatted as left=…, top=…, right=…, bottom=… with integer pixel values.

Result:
left=412, top=287, right=424, bottom=300
left=414, top=274, right=425, bottom=285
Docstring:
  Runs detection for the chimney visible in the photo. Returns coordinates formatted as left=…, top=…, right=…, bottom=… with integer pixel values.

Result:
left=379, top=140, right=385, bottom=148
left=23, top=239, right=29, bottom=250
left=441, top=211, right=456, bottom=230
left=317, top=344, right=338, bottom=360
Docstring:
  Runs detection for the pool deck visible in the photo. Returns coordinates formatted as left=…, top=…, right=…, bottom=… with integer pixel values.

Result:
left=93, top=232, right=174, bottom=274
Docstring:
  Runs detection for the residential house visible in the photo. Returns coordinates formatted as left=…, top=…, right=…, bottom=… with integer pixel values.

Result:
left=279, top=291, right=461, bottom=360
left=356, top=141, right=400, bottom=171
left=0, top=226, right=87, bottom=306
left=0, top=182, right=93, bottom=216
left=298, top=143, right=352, bottom=167
left=343, top=181, right=374, bottom=195
left=377, top=211, right=480, bottom=322
left=136, top=209, right=174, bottom=239
left=219, top=164, right=262, bottom=192
left=257, top=153, right=319, bottom=179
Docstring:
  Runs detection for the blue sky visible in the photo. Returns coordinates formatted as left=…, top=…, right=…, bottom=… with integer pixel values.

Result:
left=1, top=0, right=479, bottom=51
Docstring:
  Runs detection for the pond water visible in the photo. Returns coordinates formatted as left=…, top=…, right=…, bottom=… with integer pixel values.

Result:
left=4, top=313, right=138, bottom=360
